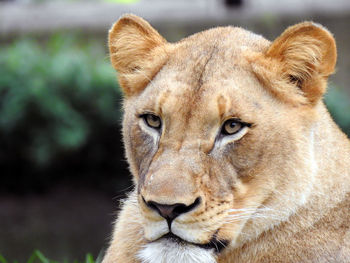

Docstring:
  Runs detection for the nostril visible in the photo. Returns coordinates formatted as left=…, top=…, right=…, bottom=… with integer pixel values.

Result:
left=143, top=197, right=158, bottom=212
left=143, top=196, right=202, bottom=224
left=173, top=197, right=201, bottom=216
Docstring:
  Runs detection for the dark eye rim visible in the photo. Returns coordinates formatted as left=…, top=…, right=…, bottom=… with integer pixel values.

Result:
left=220, top=118, right=252, bottom=136
left=139, top=113, right=162, bottom=130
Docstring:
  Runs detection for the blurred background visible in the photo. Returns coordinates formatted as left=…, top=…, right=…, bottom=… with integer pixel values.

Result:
left=0, top=0, right=349, bottom=262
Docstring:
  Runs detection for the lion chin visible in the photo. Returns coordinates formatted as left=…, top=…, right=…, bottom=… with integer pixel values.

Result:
left=137, top=238, right=217, bottom=263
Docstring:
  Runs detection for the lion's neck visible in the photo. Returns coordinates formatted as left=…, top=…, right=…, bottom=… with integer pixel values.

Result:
left=279, top=103, right=350, bottom=232
left=313, top=103, right=350, bottom=203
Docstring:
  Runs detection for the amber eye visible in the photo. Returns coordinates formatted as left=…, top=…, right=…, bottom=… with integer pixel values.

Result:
left=143, top=114, right=161, bottom=129
left=221, top=119, right=244, bottom=135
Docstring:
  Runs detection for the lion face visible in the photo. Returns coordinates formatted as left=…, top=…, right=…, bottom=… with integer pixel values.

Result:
left=109, top=15, right=336, bottom=259
left=122, top=36, right=307, bottom=249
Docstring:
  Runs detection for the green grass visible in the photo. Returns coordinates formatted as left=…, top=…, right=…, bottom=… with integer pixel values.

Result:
left=0, top=251, right=98, bottom=263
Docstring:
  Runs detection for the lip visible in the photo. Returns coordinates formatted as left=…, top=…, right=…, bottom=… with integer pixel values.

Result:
left=159, top=232, right=228, bottom=253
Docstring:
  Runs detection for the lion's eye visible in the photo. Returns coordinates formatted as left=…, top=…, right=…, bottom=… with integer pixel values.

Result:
left=143, top=114, right=161, bottom=129
left=221, top=119, right=244, bottom=135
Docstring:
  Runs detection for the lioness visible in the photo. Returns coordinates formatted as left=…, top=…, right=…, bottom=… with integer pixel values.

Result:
left=103, top=14, right=350, bottom=263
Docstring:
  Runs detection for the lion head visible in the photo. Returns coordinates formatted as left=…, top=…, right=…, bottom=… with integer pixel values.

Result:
left=108, top=14, right=336, bottom=262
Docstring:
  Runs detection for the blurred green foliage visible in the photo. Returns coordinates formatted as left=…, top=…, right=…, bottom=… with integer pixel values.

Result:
left=325, top=86, right=350, bottom=137
left=0, top=250, right=98, bottom=263
left=0, top=35, right=121, bottom=165
left=0, top=35, right=131, bottom=193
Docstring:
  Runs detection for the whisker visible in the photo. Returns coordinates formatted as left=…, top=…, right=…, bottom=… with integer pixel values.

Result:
left=212, top=240, right=219, bottom=252
left=216, top=238, right=227, bottom=249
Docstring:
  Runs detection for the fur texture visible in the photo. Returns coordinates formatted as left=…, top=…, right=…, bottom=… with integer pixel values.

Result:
left=137, top=239, right=216, bottom=263
left=103, top=14, right=350, bottom=263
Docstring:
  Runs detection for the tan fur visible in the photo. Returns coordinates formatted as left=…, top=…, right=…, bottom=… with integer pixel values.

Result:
left=108, top=14, right=171, bottom=96
left=103, top=15, right=350, bottom=263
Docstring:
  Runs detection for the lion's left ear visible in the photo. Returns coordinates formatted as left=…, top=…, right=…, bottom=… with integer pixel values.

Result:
left=248, top=22, right=337, bottom=105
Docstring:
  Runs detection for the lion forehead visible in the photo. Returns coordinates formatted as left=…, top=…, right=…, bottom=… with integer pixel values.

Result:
left=132, top=27, right=272, bottom=121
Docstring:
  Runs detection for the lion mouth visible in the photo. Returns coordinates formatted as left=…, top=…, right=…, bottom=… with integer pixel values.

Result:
left=161, top=232, right=228, bottom=253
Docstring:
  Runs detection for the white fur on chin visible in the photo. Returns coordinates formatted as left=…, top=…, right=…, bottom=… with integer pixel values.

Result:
left=137, top=239, right=217, bottom=263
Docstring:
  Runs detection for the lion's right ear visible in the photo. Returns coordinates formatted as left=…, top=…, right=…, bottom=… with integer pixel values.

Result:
left=108, top=14, right=168, bottom=97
